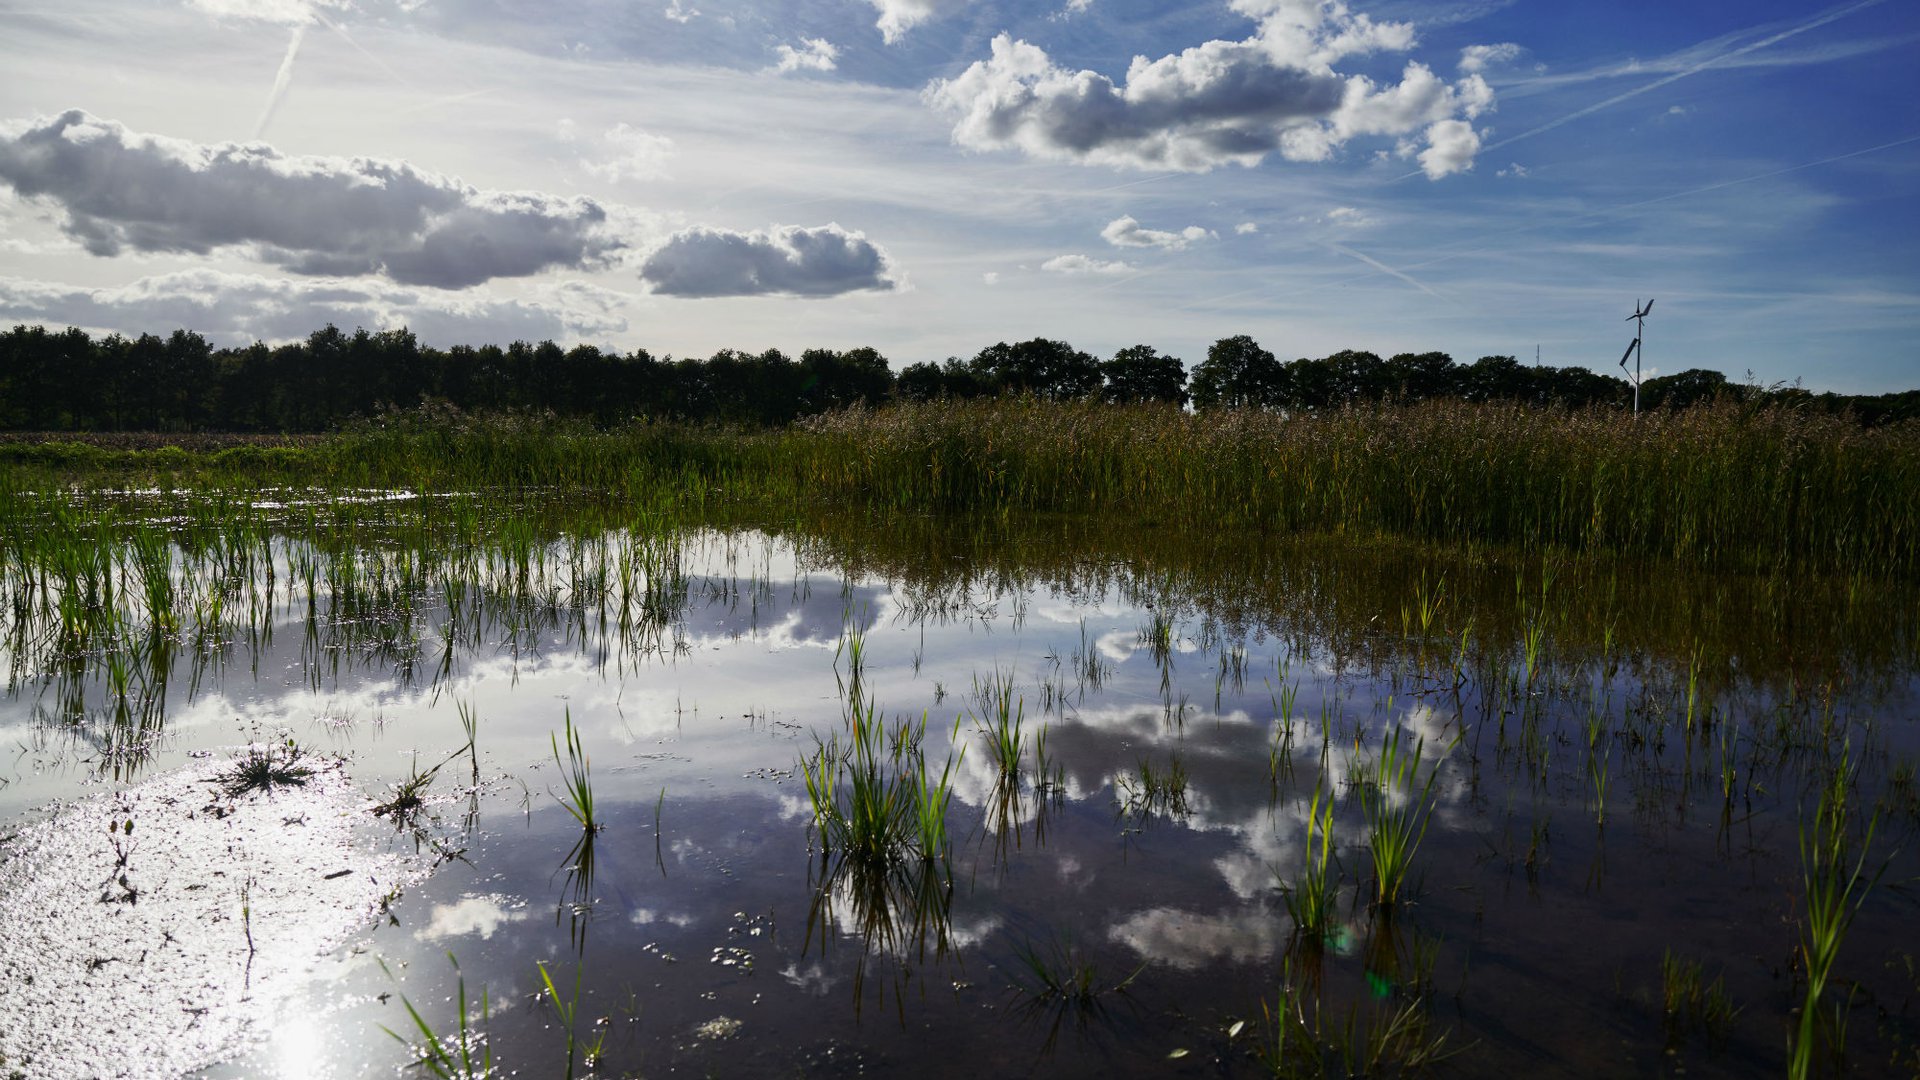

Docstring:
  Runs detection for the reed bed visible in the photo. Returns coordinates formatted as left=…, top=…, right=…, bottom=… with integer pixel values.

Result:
left=791, top=399, right=1920, bottom=576
left=7, top=399, right=1913, bottom=576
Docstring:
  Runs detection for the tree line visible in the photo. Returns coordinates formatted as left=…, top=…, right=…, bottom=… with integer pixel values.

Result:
left=2, top=323, right=1912, bottom=432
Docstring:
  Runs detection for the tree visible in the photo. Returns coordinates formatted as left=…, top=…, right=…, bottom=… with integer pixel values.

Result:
left=895, top=361, right=946, bottom=402
left=1101, top=345, right=1187, bottom=405
left=1190, top=335, right=1283, bottom=409
left=1642, top=368, right=1734, bottom=410
left=1383, top=351, right=1456, bottom=403
left=799, top=346, right=894, bottom=412
left=968, top=338, right=1102, bottom=400
left=1457, top=355, right=1530, bottom=404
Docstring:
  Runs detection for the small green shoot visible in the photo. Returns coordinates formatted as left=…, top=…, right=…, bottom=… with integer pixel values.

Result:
left=550, top=708, right=598, bottom=832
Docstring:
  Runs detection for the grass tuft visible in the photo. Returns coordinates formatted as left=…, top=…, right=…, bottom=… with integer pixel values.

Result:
left=215, top=739, right=315, bottom=799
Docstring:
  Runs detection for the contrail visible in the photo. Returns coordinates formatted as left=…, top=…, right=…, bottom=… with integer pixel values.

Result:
left=1385, top=0, right=1886, bottom=182
left=1325, top=243, right=1449, bottom=302
left=254, top=24, right=307, bottom=139
left=1480, top=0, right=1885, bottom=154
left=311, top=8, right=415, bottom=89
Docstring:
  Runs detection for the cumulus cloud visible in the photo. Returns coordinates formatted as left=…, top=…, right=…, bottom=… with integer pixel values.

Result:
left=867, top=0, right=968, bottom=44
left=0, top=110, right=628, bottom=289
left=663, top=0, right=697, bottom=23
left=1234, top=221, right=1260, bottom=235
left=1100, top=215, right=1214, bottom=251
left=1041, top=254, right=1134, bottom=275
left=1416, top=118, right=1480, bottom=178
left=926, top=4, right=1495, bottom=177
left=1458, top=42, right=1522, bottom=73
left=1496, top=161, right=1528, bottom=177
left=1106, top=906, right=1286, bottom=970
left=560, top=119, right=675, bottom=182
left=0, top=269, right=630, bottom=346
left=638, top=223, right=899, bottom=298
left=773, top=37, right=839, bottom=73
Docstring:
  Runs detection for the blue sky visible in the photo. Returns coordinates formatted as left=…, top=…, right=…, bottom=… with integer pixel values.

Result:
left=0, top=0, right=1914, bottom=391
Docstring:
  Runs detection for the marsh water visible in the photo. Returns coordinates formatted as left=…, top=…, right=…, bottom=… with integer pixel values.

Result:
left=1, top=495, right=1917, bottom=1077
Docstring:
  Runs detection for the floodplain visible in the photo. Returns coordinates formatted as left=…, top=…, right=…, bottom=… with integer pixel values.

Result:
left=0, top=403, right=1916, bottom=1078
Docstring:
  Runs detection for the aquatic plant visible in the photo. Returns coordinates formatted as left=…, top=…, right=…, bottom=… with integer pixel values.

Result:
left=1660, top=950, right=1737, bottom=1048
left=1007, top=934, right=1142, bottom=1011
left=381, top=953, right=492, bottom=1080
left=216, top=739, right=315, bottom=799
left=1790, top=746, right=1887, bottom=1080
left=1281, top=779, right=1339, bottom=950
left=1357, top=727, right=1445, bottom=909
left=550, top=707, right=598, bottom=832
left=972, top=669, right=1026, bottom=776
left=1117, top=753, right=1190, bottom=818
left=803, top=695, right=961, bottom=866
left=535, top=960, right=591, bottom=1080
left=1250, top=955, right=1463, bottom=1078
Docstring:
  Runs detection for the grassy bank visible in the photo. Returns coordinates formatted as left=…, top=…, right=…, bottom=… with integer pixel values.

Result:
left=4, top=398, right=1916, bottom=575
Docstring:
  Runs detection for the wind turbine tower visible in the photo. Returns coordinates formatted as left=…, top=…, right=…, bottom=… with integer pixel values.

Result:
left=1619, top=298, right=1655, bottom=415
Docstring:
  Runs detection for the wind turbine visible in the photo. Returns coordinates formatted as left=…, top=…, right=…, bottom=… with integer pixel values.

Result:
left=1619, top=298, right=1655, bottom=415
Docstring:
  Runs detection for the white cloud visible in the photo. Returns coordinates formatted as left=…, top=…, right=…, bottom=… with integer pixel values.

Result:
left=1106, top=906, right=1286, bottom=970
left=1496, top=161, right=1528, bottom=177
left=561, top=120, right=675, bottom=183
left=419, top=896, right=530, bottom=941
left=866, top=0, right=968, bottom=44
left=0, top=111, right=628, bottom=289
left=638, top=223, right=900, bottom=298
left=773, top=37, right=839, bottom=74
left=663, top=0, right=697, bottom=23
left=1417, top=118, right=1481, bottom=178
left=185, top=0, right=348, bottom=27
left=1234, top=222, right=1260, bottom=235
left=926, top=6, right=1493, bottom=178
left=982, top=271, right=999, bottom=285
left=0, top=269, right=631, bottom=346
left=1101, top=215, right=1214, bottom=251
left=1458, top=42, right=1522, bottom=73
left=1321, top=205, right=1377, bottom=227
left=1041, top=254, right=1134, bottom=275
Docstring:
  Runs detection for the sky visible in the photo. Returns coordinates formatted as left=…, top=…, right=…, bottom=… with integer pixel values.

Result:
left=0, top=0, right=1915, bottom=392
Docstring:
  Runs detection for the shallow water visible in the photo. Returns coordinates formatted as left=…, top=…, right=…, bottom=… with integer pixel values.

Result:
left=2, top=505, right=1917, bottom=1077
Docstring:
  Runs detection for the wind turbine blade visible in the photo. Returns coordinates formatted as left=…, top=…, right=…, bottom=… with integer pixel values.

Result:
left=1619, top=339, right=1639, bottom=367
left=1643, top=298, right=1655, bottom=315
